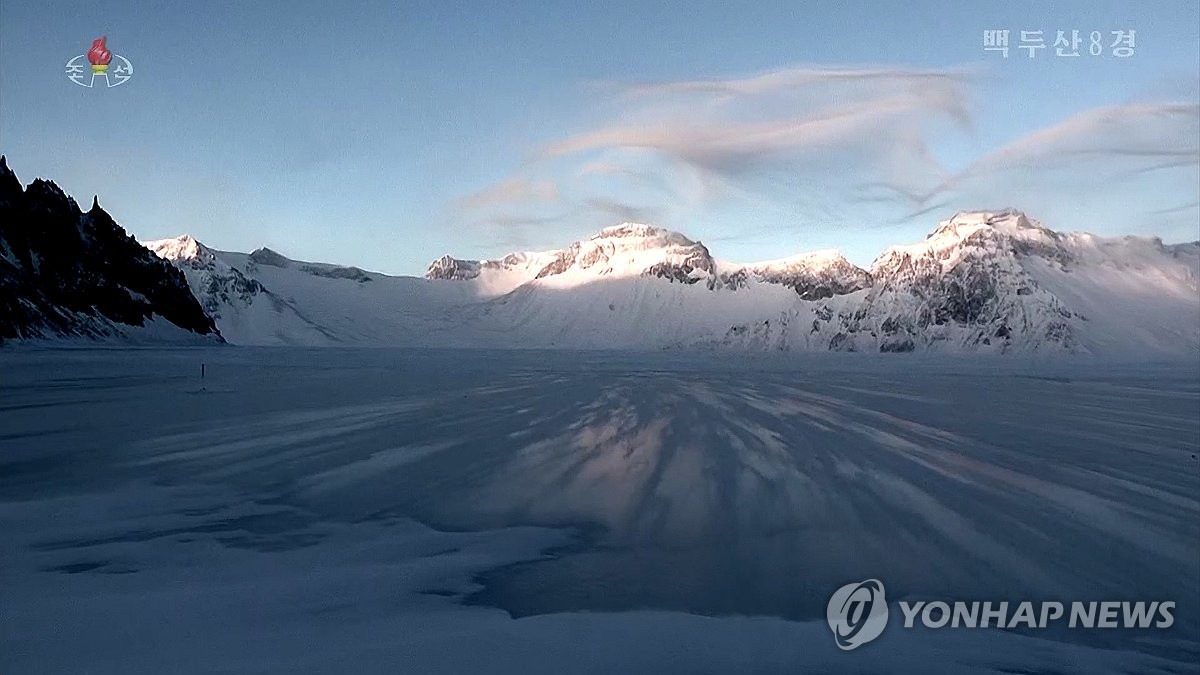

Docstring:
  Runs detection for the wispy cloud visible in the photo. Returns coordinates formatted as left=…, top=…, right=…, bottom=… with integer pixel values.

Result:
left=458, top=177, right=559, bottom=210
left=581, top=197, right=662, bottom=224
left=928, top=102, right=1199, bottom=196
left=609, top=65, right=974, bottom=99
left=544, top=66, right=972, bottom=197
left=454, top=64, right=973, bottom=234
left=910, top=101, right=1200, bottom=226
left=450, top=64, right=1198, bottom=245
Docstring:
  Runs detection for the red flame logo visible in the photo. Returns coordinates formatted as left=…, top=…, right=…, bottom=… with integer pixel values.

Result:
left=87, top=36, right=112, bottom=67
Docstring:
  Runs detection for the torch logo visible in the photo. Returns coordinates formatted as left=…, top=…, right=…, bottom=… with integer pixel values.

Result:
left=66, top=36, right=133, bottom=88
left=88, top=37, right=111, bottom=74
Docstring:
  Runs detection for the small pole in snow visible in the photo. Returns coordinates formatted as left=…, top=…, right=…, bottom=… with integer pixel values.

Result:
left=201, top=363, right=206, bottom=380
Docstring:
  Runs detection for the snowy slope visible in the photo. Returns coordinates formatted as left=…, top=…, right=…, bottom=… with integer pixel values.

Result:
left=145, top=236, right=488, bottom=346
left=1025, top=235, right=1200, bottom=354
left=144, top=236, right=335, bottom=346
left=426, top=250, right=563, bottom=296
left=145, top=211, right=1199, bottom=355
left=479, top=275, right=809, bottom=349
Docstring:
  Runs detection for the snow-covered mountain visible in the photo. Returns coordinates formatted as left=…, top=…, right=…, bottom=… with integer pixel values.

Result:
left=142, top=235, right=497, bottom=346
left=425, top=223, right=871, bottom=296
left=1, top=155, right=1192, bottom=354
left=142, top=235, right=324, bottom=346
left=841, top=210, right=1200, bottom=353
left=738, top=250, right=873, bottom=299
left=143, top=211, right=1199, bottom=355
left=0, top=157, right=219, bottom=343
left=427, top=224, right=733, bottom=294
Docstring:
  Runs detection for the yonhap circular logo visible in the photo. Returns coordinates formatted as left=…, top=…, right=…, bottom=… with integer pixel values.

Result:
left=827, top=579, right=888, bottom=650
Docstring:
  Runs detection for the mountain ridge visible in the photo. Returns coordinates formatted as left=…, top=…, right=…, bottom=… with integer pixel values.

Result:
left=144, top=209, right=1199, bottom=355
left=2, top=157, right=1192, bottom=353
left=0, top=157, right=221, bottom=343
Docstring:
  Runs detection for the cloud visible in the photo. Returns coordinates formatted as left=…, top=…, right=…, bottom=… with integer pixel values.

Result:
left=458, top=177, right=559, bottom=210
left=610, top=65, right=974, bottom=100
left=452, top=64, right=973, bottom=235
left=581, top=197, right=662, bottom=224
left=906, top=101, right=1200, bottom=225
left=543, top=67, right=971, bottom=185
left=543, top=95, right=957, bottom=168
left=929, top=102, right=1199, bottom=196
left=476, top=198, right=659, bottom=232
left=485, top=213, right=571, bottom=228
left=449, top=63, right=1197, bottom=247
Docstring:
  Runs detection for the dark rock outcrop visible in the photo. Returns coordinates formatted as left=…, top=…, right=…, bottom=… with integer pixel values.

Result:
left=0, top=156, right=220, bottom=342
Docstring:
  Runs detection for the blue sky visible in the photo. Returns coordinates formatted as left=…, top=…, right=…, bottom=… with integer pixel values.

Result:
left=1, top=0, right=1197, bottom=273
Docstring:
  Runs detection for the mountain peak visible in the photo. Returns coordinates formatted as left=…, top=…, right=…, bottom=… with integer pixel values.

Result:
left=595, top=222, right=665, bottom=237
left=526, top=222, right=714, bottom=284
left=25, top=178, right=72, bottom=205
left=592, top=222, right=697, bottom=247
left=749, top=249, right=855, bottom=270
left=596, top=222, right=655, bottom=234
left=929, top=209, right=1053, bottom=240
left=743, top=249, right=872, bottom=300
left=0, top=155, right=21, bottom=203
left=426, top=254, right=481, bottom=281
left=144, top=234, right=212, bottom=263
left=248, top=247, right=292, bottom=268
left=1, top=158, right=219, bottom=341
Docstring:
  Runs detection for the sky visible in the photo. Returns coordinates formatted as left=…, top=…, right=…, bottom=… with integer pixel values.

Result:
left=1, top=0, right=1197, bottom=274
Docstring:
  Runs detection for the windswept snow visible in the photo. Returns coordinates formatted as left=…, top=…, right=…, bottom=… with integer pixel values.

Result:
left=1, top=348, right=1197, bottom=673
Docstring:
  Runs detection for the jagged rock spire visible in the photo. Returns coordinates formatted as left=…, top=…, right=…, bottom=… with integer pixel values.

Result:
left=0, top=154, right=21, bottom=203
left=0, top=156, right=221, bottom=341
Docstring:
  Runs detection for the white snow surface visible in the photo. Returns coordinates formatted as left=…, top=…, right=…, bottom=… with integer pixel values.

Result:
left=144, top=236, right=480, bottom=347
left=143, top=211, right=1200, bottom=355
left=1, top=348, right=1196, bottom=673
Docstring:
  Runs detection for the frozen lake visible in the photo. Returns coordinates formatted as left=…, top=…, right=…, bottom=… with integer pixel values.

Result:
left=1, top=347, right=1197, bottom=673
